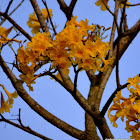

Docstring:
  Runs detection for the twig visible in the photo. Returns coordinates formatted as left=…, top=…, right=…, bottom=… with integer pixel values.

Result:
left=1, top=32, right=20, bottom=50
left=42, top=0, right=57, bottom=35
left=0, top=12, right=31, bottom=41
left=73, top=67, right=82, bottom=96
left=122, top=2, right=140, bottom=7
left=0, top=0, right=25, bottom=26
left=5, top=0, right=14, bottom=14
left=100, top=83, right=129, bottom=116
left=0, top=114, right=52, bottom=140
left=108, top=0, right=119, bottom=58
left=102, top=0, right=119, bottom=33
left=116, top=0, right=127, bottom=89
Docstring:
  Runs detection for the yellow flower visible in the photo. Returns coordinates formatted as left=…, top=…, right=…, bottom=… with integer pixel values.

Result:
left=109, top=114, right=118, bottom=127
left=0, top=26, right=19, bottom=46
left=127, top=75, right=140, bottom=89
left=0, top=84, right=18, bottom=114
left=0, top=84, right=18, bottom=98
left=0, top=92, right=12, bottom=113
left=131, top=130, right=140, bottom=140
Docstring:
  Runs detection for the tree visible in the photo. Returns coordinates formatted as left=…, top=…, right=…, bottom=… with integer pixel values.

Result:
left=0, top=0, right=140, bottom=139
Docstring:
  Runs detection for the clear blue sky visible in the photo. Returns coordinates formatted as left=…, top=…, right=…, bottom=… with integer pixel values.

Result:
left=0, top=0, right=140, bottom=139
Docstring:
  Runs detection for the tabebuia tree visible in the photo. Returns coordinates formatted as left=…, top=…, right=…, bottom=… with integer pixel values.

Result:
left=0, top=0, right=140, bottom=139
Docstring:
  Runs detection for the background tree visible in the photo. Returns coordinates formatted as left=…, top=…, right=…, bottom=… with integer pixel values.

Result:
left=0, top=0, right=140, bottom=140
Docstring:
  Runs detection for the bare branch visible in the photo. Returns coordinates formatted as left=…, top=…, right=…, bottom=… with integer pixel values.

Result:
left=108, top=0, right=120, bottom=58
left=0, top=12, right=31, bottom=41
left=122, top=2, right=140, bottom=7
left=42, top=0, right=57, bottom=35
left=73, top=68, right=82, bottom=96
left=57, top=0, right=78, bottom=20
left=101, top=83, right=129, bottom=116
left=0, top=114, right=52, bottom=140
left=5, top=0, right=14, bottom=14
left=57, top=0, right=68, bottom=9
left=115, top=1, right=127, bottom=89
left=69, top=0, right=78, bottom=12
left=0, top=0, right=25, bottom=26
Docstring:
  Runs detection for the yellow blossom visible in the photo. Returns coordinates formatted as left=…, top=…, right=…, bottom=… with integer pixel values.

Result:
left=0, top=85, right=18, bottom=114
left=0, top=26, right=19, bottom=46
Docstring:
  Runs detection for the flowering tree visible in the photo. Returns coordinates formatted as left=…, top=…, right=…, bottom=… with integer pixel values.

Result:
left=0, top=0, right=140, bottom=139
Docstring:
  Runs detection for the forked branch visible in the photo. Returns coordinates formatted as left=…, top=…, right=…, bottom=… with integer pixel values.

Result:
left=0, top=113, right=52, bottom=140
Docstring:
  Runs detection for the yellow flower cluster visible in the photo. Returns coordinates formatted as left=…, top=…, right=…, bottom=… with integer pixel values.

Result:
left=95, top=0, right=130, bottom=11
left=27, top=8, right=53, bottom=35
left=108, top=75, right=140, bottom=140
left=0, top=84, right=18, bottom=114
left=17, top=16, right=112, bottom=90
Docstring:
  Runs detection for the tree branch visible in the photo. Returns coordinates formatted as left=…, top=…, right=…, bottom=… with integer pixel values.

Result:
left=5, top=0, right=14, bottom=15
left=101, top=83, right=128, bottom=116
left=108, top=0, right=119, bottom=58
left=69, top=0, right=78, bottom=12
left=57, top=0, right=78, bottom=20
left=0, top=114, right=52, bottom=140
left=58, top=69, right=114, bottom=139
left=30, top=0, right=48, bottom=33
left=42, top=0, right=57, bottom=35
left=0, top=0, right=25, bottom=26
left=0, top=12, right=31, bottom=41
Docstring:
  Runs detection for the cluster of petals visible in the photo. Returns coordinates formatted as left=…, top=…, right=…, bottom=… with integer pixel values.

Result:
left=108, top=75, right=140, bottom=140
left=95, top=0, right=130, bottom=11
left=17, top=16, right=112, bottom=90
left=0, top=84, right=18, bottom=114
left=0, top=26, right=19, bottom=48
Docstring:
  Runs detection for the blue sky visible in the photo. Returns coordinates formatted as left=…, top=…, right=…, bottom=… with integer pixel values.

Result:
left=0, top=0, right=140, bottom=139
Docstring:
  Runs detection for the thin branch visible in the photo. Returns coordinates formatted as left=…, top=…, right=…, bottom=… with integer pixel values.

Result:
left=0, top=12, right=31, bottom=41
left=123, top=2, right=140, bottom=7
left=108, top=0, right=119, bottom=58
left=101, top=83, right=129, bottom=116
left=1, top=32, right=20, bottom=50
left=5, top=0, right=14, bottom=14
left=0, top=0, right=25, bottom=26
left=42, top=0, right=57, bottom=35
left=73, top=68, right=82, bottom=96
left=0, top=114, right=52, bottom=140
left=102, top=0, right=119, bottom=33
left=102, top=0, right=114, bottom=16
left=69, top=0, right=78, bottom=12
left=115, top=0, right=127, bottom=89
